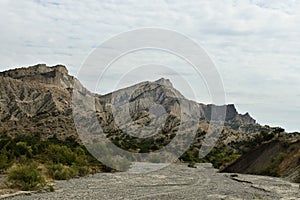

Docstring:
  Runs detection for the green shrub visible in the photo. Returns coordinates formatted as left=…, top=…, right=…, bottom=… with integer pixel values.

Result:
left=187, top=162, right=196, bottom=168
left=1, top=135, right=109, bottom=183
left=259, top=166, right=280, bottom=177
left=8, top=165, right=45, bottom=190
left=49, top=185, right=55, bottom=192
left=15, top=142, right=33, bottom=158
left=0, top=154, right=12, bottom=170
left=74, top=155, right=88, bottom=166
left=180, top=150, right=198, bottom=162
left=45, top=144, right=76, bottom=165
left=73, top=165, right=90, bottom=176
left=47, top=163, right=78, bottom=180
left=203, top=148, right=241, bottom=169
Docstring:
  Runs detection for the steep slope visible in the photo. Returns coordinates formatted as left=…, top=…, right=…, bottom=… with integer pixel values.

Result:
left=2, top=65, right=297, bottom=171
left=0, top=64, right=78, bottom=139
left=0, top=64, right=257, bottom=141
left=223, top=135, right=300, bottom=183
left=94, top=78, right=242, bottom=134
left=1, top=64, right=299, bottom=185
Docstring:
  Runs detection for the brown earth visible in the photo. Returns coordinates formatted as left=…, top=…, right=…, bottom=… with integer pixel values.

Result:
left=223, top=138, right=300, bottom=183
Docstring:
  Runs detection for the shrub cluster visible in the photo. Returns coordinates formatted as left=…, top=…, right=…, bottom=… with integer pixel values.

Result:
left=8, top=165, right=46, bottom=191
left=0, top=134, right=114, bottom=190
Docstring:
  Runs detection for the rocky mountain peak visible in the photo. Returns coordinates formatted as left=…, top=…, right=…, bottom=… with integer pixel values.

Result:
left=33, top=64, right=69, bottom=75
left=0, top=64, right=73, bottom=89
left=0, top=64, right=258, bottom=140
left=154, top=78, right=173, bottom=88
left=0, top=64, right=68, bottom=79
left=240, top=112, right=256, bottom=124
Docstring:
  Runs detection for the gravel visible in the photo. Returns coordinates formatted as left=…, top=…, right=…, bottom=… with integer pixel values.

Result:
left=3, top=163, right=300, bottom=200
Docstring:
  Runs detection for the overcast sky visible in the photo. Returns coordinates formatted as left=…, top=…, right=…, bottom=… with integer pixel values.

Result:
left=0, top=0, right=299, bottom=132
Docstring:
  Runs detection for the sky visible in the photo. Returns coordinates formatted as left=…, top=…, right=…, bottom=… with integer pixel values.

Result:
left=0, top=0, right=300, bottom=132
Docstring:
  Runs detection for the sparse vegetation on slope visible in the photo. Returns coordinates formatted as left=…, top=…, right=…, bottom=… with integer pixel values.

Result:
left=223, top=138, right=300, bottom=183
left=0, top=133, right=122, bottom=191
left=0, top=64, right=299, bottom=192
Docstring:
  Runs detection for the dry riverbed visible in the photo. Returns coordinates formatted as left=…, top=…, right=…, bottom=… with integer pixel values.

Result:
left=1, top=163, right=299, bottom=200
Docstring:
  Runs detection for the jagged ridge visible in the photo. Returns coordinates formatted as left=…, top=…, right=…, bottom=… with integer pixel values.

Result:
left=0, top=64, right=256, bottom=139
left=0, top=64, right=299, bottom=182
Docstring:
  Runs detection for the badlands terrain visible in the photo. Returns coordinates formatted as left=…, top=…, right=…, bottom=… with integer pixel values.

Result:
left=0, top=64, right=299, bottom=199
left=3, top=163, right=300, bottom=200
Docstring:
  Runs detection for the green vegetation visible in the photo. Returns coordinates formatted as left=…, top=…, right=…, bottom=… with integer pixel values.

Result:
left=233, top=131, right=276, bottom=154
left=179, top=130, right=278, bottom=169
left=109, top=132, right=169, bottom=153
left=259, top=152, right=286, bottom=177
left=0, top=154, right=12, bottom=170
left=0, top=134, right=117, bottom=190
left=179, top=148, right=241, bottom=169
left=0, top=128, right=281, bottom=191
left=204, top=149, right=241, bottom=169
left=252, top=193, right=264, bottom=200
left=106, top=129, right=277, bottom=169
left=8, top=165, right=46, bottom=191
left=47, top=163, right=78, bottom=180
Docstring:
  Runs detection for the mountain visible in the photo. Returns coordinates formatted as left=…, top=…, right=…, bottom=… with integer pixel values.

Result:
left=0, top=64, right=256, bottom=140
left=0, top=64, right=77, bottom=139
left=0, top=64, right=299, bottom=182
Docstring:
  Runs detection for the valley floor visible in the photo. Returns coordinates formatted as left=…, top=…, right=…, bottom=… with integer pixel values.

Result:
left=3, top=163, right=300, bottom=200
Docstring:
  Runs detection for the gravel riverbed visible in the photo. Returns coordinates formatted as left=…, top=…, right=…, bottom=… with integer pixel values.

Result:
left=3, top=163, right=299, bottom=200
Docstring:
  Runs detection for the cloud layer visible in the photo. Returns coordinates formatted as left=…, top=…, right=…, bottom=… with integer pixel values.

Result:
left=0, top=0, right=300, bottom=131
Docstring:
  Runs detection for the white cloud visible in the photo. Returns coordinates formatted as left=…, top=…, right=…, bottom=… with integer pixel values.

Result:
left=0, top=0, right=300, bottom=131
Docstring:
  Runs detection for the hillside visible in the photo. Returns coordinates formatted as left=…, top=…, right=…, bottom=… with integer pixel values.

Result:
left=0, top=64, right=77, bottom=139
left=223, top=136, right=300, bottom=183
left=0, top=64, right=256, bottom=140
left=0, top=64, right=299, bottom=183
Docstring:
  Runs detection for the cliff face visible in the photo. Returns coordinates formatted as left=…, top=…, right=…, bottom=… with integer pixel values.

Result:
left=1, top=64, right=298, bottom=182
left=0, top=64, right=72, bottom=88
left=95, top=79, right=256, bottom=134
left=0, top=64, right=77, bottom=138
left=0, top=64, right=258, bottom=141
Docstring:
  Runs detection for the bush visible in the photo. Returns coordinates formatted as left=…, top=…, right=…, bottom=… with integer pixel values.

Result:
left=204, top=148, right=241, bottom=169
left=0, top=135, right=108, bottom=185
left=259, top=166, right=280, bottom=177
left=15, top=142, right=33, bottom=158
left=45, top=144, right=77, bottom=165
left=0, top=154, right=12, bottom=170
left=187, top=162, right=196, bottom=168
left=8, top=165, right=45, bottom=190
left=47, top=163, right=78, bottom=180
left=73, top=165, right=90, bottom=176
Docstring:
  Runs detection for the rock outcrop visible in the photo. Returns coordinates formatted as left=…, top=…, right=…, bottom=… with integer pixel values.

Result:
left=0, top=64, right=256, bottom=140
left=1, top=64, right=299, bottom=182
left=0, top=64, right=77, bottom=138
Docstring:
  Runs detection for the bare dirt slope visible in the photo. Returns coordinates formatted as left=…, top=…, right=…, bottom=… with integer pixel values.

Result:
left=223, top=139, right=300, bottom=183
